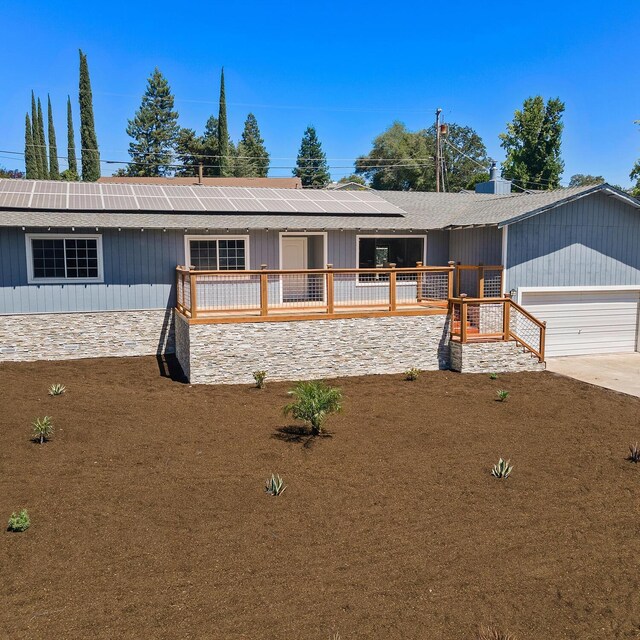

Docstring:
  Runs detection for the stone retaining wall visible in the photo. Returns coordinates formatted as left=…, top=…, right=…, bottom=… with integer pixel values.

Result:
left=0, top=309, right=174, bottom=362
left=177, top=314, right=451, bottom=385
left=449, top=340, right=545, bottom=373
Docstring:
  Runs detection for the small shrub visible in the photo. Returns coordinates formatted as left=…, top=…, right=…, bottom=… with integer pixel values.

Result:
left=265, top=474, right=286, bottom=496
left=283, top=381, right=343, bottom=436
left=477, top=626, right=517, bottom=640
left=32, top=416, right=53, bottom=444
left=405, top=368, right=420, bottom=381
left=628, top=442, right=640, bottom=463
left=489, top=373, right=498, bottom=380
left=491, top=458, right=513, bottom=479
left=7, top=509, right=30, bottom=532
left=496, top=389, right=509, bottom=402
left=253, top=370, right=267, bottom=389
left=48, top=383, right=66, bottom=396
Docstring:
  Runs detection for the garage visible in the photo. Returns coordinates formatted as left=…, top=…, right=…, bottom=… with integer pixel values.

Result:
left=519, top=289, right=640, bottom=357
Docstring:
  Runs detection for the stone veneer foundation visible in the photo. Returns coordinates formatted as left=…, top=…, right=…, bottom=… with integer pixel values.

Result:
left=176, top=313, right=451, bottom=385
left=449, top=340, right=545, bottom=373
left=0, top=309, right=174, bottom=362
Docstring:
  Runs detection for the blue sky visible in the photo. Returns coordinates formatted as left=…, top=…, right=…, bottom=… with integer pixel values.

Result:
left=1, top=0, right=639, bottom=187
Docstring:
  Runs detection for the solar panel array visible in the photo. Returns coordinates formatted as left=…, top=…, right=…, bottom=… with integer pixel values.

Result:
left=0, top=180, right=406, bottom=216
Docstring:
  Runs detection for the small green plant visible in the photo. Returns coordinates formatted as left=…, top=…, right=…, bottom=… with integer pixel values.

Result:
left=32, top=416, right=53, bottom=444
left=491, top=458, right=513, bottom=479
left=489, top=373, right=498, bottom=380
left=496, top=389, right=509, bottom=402
left=253, top=370, right=267, bottom=389
left=628, top=442, right=640, bottom=463
left=265, top=474, right=286, bottom=496
left=7, top=509, right=30, bottom=532
left=284, top=381, right=343, bottom=436
left=48, top=383, right=66, bottom=396
left=477, top=627, right=516, bottom=640
left=404, top=368, right=420, bottom=381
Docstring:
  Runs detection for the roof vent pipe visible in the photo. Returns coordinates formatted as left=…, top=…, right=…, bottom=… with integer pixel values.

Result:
left=489, top=161, right=499, bottom=182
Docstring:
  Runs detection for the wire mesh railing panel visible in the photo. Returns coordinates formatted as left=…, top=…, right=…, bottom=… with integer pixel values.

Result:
left=476, top=302, right=504, bottom=335
left=195, top=273, right=261, bottom=312
left=334, top=272, right=390, bottom=308
left=483, top=269, right=503, bottom=298
left=268, top=273, right=326, bottom=309
left=509, top=305, right=543, bottom=356
left=419, top=270, right=450, bottom=302
left=182, top=273, right=191, bottom=311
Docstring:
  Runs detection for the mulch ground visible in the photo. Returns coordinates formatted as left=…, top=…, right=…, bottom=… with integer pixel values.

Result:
left=1, top=355, right=639, bottom=640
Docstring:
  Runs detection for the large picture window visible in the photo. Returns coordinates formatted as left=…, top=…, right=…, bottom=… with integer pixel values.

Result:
left=357, top=236, right=425, bottom=281
left=26, top=234, right=103, bottom=283
left=186, top=236, right=249, bottom=271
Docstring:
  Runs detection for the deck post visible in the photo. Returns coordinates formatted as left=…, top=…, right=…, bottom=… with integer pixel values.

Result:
left=455, top=262, right=461, bottom=297
left=447, top=261, right=455, bottom=299
left=389, top=263, right=397, bottom=312
left=260, top=264, right=268, bottom=316
left=189, top=270, right=197, bottom=319
left=478, top=263, right=485, bottom=298
left=502, top=295, right=510, bottom=341
left=460, top=293, right=468, bottom=343
left=326, top=264, right=335, bottom=315
left=416, top=261, right=423, bottom=302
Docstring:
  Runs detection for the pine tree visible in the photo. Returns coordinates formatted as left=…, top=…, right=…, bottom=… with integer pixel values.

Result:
left=499, top=96, right=565, bottom=190
left=79, top=49, right=100, bottom=181
left=25, top=114, right=37, bottom=179
left=235, top=113, right=269, bottom=177
left=293, top=126, right=330, bottom=187
left=216, top=68, right=230, bottom=177
left=31, top=92, right=43, bottom=179
left=125, top=68, right=179, bottom=176
left=65, top=96, right=79, bottom=179
left=47, top=95, right=60, bottom=180
left=37, top=98, right=49, bottom=178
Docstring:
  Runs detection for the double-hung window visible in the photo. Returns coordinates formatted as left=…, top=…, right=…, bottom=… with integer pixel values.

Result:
left=26, top=234, right=103, bottom=283
left=185, top=236, right=249, bottom=271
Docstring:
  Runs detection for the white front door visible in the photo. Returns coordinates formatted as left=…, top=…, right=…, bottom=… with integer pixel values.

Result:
left=281, top=237, right=308, bottom=302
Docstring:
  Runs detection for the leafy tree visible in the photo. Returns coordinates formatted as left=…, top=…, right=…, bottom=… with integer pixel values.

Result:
left=47, top=96, right=60, bottom=180
left=65, top=95, right=78, bottom=179
left=283, top=381, right=343, bottom=436
left=175, top=115, right=221, bottom=177
left=293, top=126, right=330, bottom=187
left=79, top=49, right=100, bottom=181
left=24, top=114, right=37, bottom=179
left=0, top=167, right=25, bottom=179
left=338, top=174, right=366, bottom=185
left=356, top=121, right=488, bottom=191
left=216, top=68, right=230, bottom=177
left=30, top=92, right=43, bottom=179
left=235, top=113, right=269, bottom=177
left=499, top=96, right=565, bottom=190
left=36, top=98, right=48, bottom=178
left=568, top=174, right=604, bottom=187
left=125, top=68, right=180, bottom=176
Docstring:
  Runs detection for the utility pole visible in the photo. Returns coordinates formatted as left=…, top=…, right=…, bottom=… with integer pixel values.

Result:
left=435, top=108, right=442, bottom=193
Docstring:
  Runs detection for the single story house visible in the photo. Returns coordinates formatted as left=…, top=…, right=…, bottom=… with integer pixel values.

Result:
left=0, top=176, right=638, bottom=382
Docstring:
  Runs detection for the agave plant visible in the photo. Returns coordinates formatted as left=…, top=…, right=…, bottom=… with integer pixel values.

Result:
left=32, top=416, right=53, bottom=444
left=48, top=383, right=66, bottom=396
left=253, top=370, right=267, bottom=389
left=491, top=458, right=513, bottom=479
left=283, top=381, right=343, bottom=436
left=404, top=368, right=420, bottom=381
left=265, top=474, right=286, bottom=496
left=628, top=442, right=640, bottom=463
left=477, top=626, right=517, bottom=640
left=496, top=389, right=509, bottom=402
left=7, top=509, right=30, bottom=533
left=489, top=373, right=498, bottom=380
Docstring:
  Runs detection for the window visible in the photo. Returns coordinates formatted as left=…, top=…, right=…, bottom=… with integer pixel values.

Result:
left=357, top=236, right=425, bottom=281
left=26, top=235, right=103, bottom=283
left=186, top=236, right=249, bottom=271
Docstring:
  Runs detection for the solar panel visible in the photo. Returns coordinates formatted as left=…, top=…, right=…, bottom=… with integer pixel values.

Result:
left=0, top=192, right=32, bottom=207
left=102, top=195, right=139, bottom=210
left=133, top=185, right=167, bottom=197
left=34, top=181, right=67, bottom=194
left=196, top=198, right=238, bottom=211
left=68, top=182, right=101, bottom=194
left=216, top=187, right=253, bottom=199
left=136, top=196, right=172, bottom=210
left=0, top=180, right=33, bottom=193
left=31, top=192, right=67, bottom=209
left=286, top=200, right=325, bottom=213
left=161, top=186, right=198, bottom=198
left=68, top=194, right=103, bottom=209
left=166, top=197, right=205, bottom=211
left=101, top=184, right=134, bottom=196
left=228, top=198, right=268, bottom=212
left=342, top=201, right=379, bottom=214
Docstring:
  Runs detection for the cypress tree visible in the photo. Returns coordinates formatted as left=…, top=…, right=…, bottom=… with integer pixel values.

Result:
left=37, top=98, right=48, bottom=178
left=293, top=126, right=330, bottom=187
left=125, top=68, right=179, bottom=176
left=66, top=96, right=78, bottom=177
left=235, top=113, right=269, bottom=177
left=25, top=114, right=37, bottom=179
left=217, top=68, right=230, bottom=177
left=79, top=49, right=100, bottom=181
left=47, top=95, right=60, bottom=180
left=31, top=92, right=43, bottom=179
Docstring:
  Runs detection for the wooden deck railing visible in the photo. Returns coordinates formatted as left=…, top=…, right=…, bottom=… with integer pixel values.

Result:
left=176, top=263, right=455, bottom=322
left=449, top=295, right=546, bottom=361
left=454, top=264, right=504, bottom=298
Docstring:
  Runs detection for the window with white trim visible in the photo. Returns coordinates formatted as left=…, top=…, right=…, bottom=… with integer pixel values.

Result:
left=27, top=235, right=103, bottom=283
left=187, top=237, right=247, bottom=270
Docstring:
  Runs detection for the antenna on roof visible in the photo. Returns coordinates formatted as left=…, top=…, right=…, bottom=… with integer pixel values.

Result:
left=197, top=163, right=203, bottom=185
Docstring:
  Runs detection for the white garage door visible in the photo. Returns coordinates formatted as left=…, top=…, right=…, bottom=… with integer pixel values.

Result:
left=520, top=289, right=640, bottom=357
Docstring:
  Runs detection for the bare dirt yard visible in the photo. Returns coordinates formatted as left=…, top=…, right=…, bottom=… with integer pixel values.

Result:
left=1, top=356, right=639, bottom=639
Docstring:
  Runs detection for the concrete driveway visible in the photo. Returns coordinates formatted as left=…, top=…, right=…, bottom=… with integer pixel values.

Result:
left=546, top=353, right=640, bottom=398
